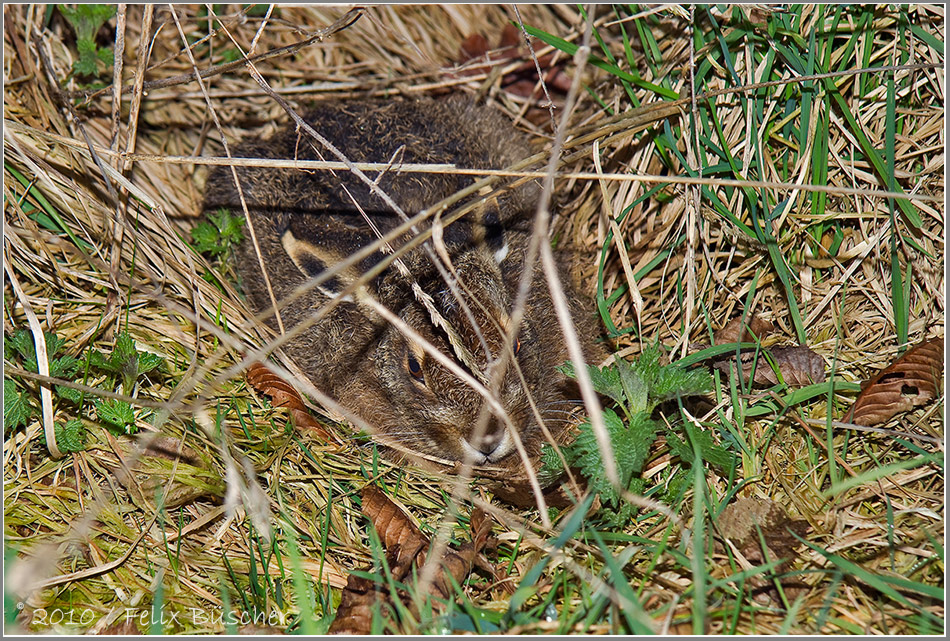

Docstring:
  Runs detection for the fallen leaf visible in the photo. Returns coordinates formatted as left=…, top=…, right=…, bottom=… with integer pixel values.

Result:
left=699, top=314, right=824, bottom=387
left=328, top=573, right=388, bottom=635
left=451, top=24, right=569, bottom=125
left=847, top=336, right=944, bottom=426
left=717, top=497, right=810, bottom=562
left=714, top=313, right=775, bottom=344
left=245, top=362, right=338, bottom=442
left=329, top=486, right=499, bottom=634
left=715, top=497, right=811, bottom=605
left=714, top=345, right=824, bottom=387
left=361, top=485, right=429, bottom=577
left=426, top=508, right=496, bottom=601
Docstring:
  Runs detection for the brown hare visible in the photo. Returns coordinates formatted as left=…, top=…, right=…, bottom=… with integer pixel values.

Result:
left=204, top=97, right=604, bottom=488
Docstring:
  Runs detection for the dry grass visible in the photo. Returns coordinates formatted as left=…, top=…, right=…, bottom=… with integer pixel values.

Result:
left=3, top=4, right=944, bottom=635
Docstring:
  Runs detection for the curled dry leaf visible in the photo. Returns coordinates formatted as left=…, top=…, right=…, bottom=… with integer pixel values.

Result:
left=701, top=313, right=825, bottom=387
left=717, top=497, right=810, bottom=563
left=847, top=336, right=944, bottom=426
left=714, top=313, right=776, bottom=345
left=714, top=345, right=825, bottom=387
left=427, top=508, right=497, bottom=601
left=715, top=497, right=811, bottom=605
left=329, top=486, right=499, bottom=634
left=453, top=24, right=570, bottom=124
left=360, top=485, right=429, bottom=577
left=328, top=574, right=388, bottom=636
left=245, top=362, right=337, bottom=442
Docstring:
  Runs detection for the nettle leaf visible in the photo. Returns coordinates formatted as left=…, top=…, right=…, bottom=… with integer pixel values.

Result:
left=558, top=361, right=625, bottom=408
left=191, top=220, right=223, bottom=255
left=8, top=331, right=78, bottom=384
left=571, top=409, right=658, bottom=507
left=49, top=354, right=79, bottom=380
left=59, top=4, right=117, bottom=41
left=87, top=348, right=110, bottom=371
left=538, top=444, right=567, bottom=485
left=95, top=398, right=137, bottom=434
left=137, top=352, right=164, bottom=377
left=8, top=329, right=67, bottom=366
left=652, top=365, right=713, bottom=404
left=55, top=384, right=83, bottom=405
left=631, top=342, right=663, bottom=379
left=55, top=419, right=86, bottom=453
left=4, top=379, right=33, bottom=429
left=96, top=46, right=114, bottom=67
left=616, top=357, right=649, bottom=414
left=73, top=39, right=100, bottom=77
left=113, top=331, right=137, bottom=365
left=210, top=209, right=245, bottom=245
left=6, top=329, right=36, bottom=360
left=92, top=331, right=137, bottom=373
left=665, top=424, right=735, bottom=471
left=193, top=209, right=245, bottom=258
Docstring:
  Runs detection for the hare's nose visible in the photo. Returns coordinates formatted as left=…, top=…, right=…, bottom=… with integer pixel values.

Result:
left=473, top=432, right=502, bottom=456
left=469, top=421, right=513, bottom=461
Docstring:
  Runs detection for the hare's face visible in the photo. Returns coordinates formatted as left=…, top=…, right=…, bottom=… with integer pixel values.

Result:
left=370, top=248, right=569, bottom=468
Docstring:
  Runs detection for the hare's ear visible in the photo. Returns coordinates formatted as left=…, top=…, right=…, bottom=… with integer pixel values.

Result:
left=471, top=204, right=511, bottom=264
left=280, top=229, right=358, bottom=302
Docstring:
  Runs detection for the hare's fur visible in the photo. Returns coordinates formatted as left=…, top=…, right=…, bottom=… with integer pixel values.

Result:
left=205, top=97, right=603, bottom=480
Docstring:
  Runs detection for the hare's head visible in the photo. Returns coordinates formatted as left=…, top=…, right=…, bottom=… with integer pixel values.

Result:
left=284, top=224, right=579, bottom=471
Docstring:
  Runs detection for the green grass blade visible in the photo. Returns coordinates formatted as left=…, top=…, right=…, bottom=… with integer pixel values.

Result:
left=824, top=81, right=922, bottom=229
left=522, top=24, right=678, bottom=98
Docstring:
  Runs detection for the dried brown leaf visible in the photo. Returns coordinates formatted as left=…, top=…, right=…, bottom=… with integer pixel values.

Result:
left=717, top=497, right=810, bottom=563
left=329, top=487, right=499, bottom=633
left=458, top=33, right=491, bottom=60
left=361, top=485, right=429, bottom=577
left=245, top=362, right=337, bottom=442
left=327, top=574, right=388, bottom=635
left=426, top=508, right=497, bottom=601
left=714, top=345, right=824, bottom=387
left=452, top=24, right=568, bottom=125
left=848, top=336, right=945, bottom=426
left=761, top=345, right=825, bottom=386
left=715, top=497, right=811, bottom=605
left=714, top=313, right=776, bottom=344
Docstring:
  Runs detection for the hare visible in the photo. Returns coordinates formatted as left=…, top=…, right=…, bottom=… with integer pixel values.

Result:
left=204, top=97, right=604, bottom=485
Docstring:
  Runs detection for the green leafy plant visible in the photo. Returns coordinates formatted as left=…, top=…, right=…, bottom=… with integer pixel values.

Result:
left=4, top=328, right=81, bottom=403
left=88, top=330, right=164, bottom=395
left=84, top=330, right=164, bottom=435
left=3, top=328, right=165, bottom=449
left=191, top=208, right=247, bottom=288
left=94, top=398, right=137, bottom=434
left=4, top=378, right=33, bottom=432
left=542, top=344, right=723, bottom=523
left=57, top=4, right=117, bottom=79
left=54, top=418, right=86, bottom=453
left=191, top=208, right=245, bottom=259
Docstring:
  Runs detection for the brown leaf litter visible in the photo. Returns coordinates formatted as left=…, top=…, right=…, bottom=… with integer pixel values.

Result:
left=715, top=497, right=811, bottom=605
left=847, top=336, right=944, bottom=426
left=704, top=313, right=826, bottom=386
left=246, top=361, right=339, bottom=443
left=329, top=485, right=499, bottom=634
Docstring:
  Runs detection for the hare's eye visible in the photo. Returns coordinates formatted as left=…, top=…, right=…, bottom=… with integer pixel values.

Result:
left=407, top=354, right=424, bottom=382
left=513, top=336, right=522, bottom=356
